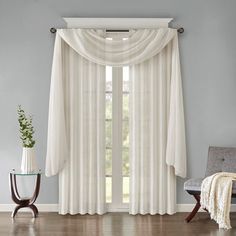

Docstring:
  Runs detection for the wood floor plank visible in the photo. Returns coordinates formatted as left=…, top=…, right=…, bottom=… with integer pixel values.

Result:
left=0, top=212, right=234, bottom=236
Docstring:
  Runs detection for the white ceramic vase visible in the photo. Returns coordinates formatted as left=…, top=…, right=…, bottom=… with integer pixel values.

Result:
left=21, top=147, right=37, bottom=173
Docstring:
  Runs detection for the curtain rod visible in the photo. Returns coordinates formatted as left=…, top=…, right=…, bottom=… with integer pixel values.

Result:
left=50, top=27, right=184, bottom=34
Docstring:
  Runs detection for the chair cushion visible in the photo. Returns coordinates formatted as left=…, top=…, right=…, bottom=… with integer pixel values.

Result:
left=184, top=178, right=236, bottom=194
left=184, top=178, right=203, bottom=192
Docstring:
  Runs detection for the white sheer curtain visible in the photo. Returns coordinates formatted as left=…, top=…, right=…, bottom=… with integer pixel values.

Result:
left=129, top=41, right=180, bottom=214
left=46, top=28, right=186, bottom=215
left=61, top=45, right=106, bottom=215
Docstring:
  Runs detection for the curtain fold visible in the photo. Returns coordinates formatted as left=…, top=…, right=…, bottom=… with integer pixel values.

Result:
left=46, top=27, right=186, bottom=215
left=46, top=34, right=68, bottom=176
left=166, top=35, right=186, bottom=178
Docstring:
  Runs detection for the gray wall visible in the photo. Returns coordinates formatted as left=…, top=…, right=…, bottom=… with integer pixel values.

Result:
left=1, top=0, right=236, bottom=205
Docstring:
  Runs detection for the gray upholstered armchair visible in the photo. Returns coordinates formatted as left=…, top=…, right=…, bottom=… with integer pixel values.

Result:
left=184, top=146, right=236, bottom=222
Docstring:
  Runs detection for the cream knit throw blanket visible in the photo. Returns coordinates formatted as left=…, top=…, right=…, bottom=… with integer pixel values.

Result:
left=201, top=172, right=236, bottom=229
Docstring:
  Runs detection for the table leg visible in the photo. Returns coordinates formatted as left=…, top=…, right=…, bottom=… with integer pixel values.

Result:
left=11, top=205, right=21, bottom=218
left=29, top=205, right=38, bottom=217
left=10, top=173, right=41, bottom=218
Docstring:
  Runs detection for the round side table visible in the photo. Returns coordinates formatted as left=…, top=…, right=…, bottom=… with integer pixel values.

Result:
left=9, top=170, right=42, bottom=218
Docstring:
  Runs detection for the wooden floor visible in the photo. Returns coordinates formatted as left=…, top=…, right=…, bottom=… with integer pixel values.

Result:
left=0, top=212, right=236, bottom=236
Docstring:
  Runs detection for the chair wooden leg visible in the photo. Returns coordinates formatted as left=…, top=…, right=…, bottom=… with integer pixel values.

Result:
left=185, top=194, right=201, bottom=223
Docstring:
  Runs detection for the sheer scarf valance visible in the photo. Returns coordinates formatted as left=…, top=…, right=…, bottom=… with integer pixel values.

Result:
left=56, top=28, right=176, bottom=66
left=46, top=28, right=186, bottom=179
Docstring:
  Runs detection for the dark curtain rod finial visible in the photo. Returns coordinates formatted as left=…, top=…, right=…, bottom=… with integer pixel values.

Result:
left=50, top=28, right=57, bottom=33
left=50, top=27, right=184, bottom=34
left=177, top=27, right=184, bottom=34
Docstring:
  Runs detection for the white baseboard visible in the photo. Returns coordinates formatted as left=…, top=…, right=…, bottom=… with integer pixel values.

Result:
left=176, top=204, right=236, bottom=212
left=1, top=204, right=236, bottom=213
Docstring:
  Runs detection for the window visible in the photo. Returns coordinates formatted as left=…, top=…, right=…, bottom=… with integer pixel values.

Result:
left=105, top=63, right=130, bottom=210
